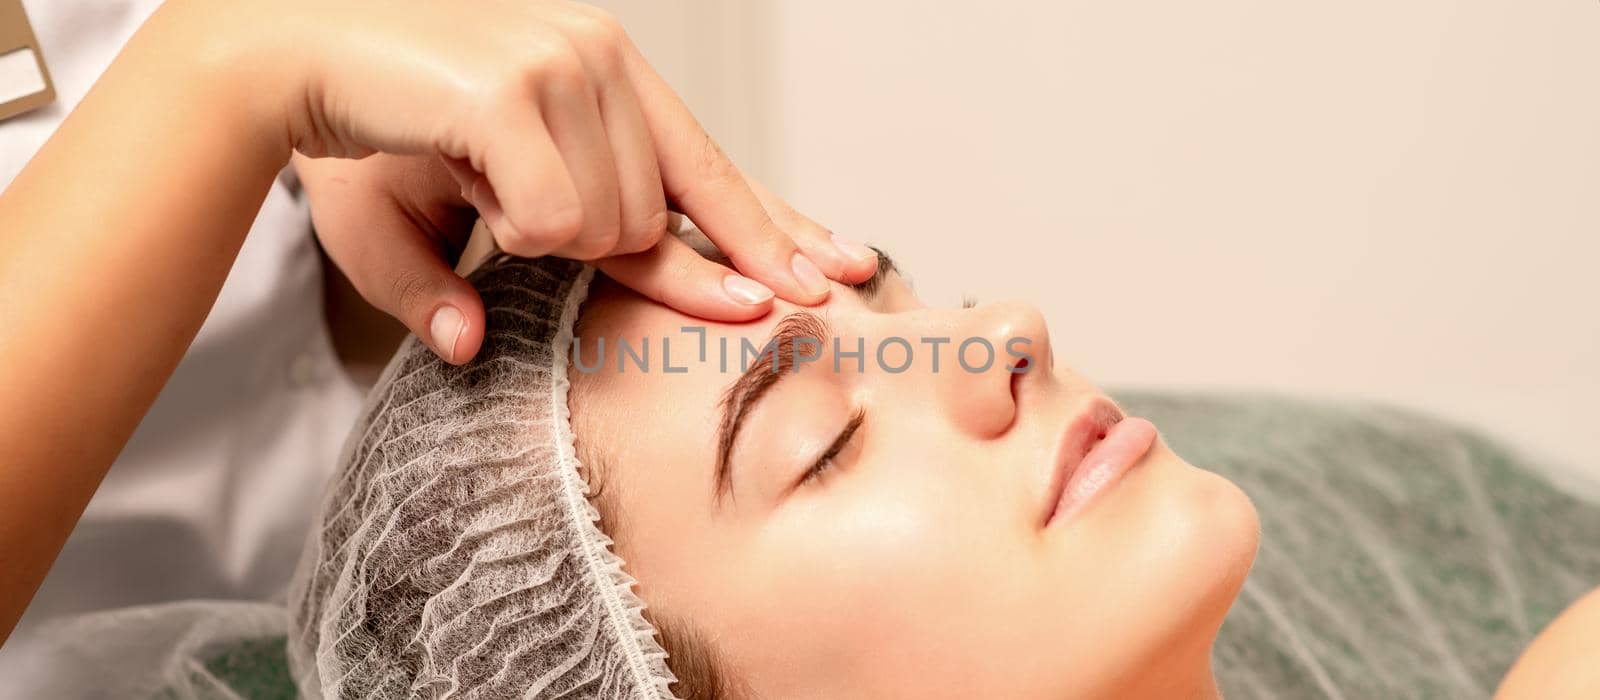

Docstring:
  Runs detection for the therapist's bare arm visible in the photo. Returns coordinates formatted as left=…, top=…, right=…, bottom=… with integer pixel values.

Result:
left=0, top=3, right=283, bottom=643
left=0, top=0, right=867, bottom=643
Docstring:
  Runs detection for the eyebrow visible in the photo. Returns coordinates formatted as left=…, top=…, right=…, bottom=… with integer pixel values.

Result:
left=710, top=249, right=898, bottom=508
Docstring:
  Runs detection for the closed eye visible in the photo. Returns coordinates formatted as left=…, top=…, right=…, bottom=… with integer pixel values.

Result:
left=796, top=409, right=865, bottom=489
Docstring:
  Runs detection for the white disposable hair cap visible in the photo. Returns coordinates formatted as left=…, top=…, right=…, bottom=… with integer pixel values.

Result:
left=287, top=254, right=679, bottom=699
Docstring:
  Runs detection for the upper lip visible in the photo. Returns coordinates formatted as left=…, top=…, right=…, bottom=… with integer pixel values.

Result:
left=1040, top=396, right=1126, bottom=526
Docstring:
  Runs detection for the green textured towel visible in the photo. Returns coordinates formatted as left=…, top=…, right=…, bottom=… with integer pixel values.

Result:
left=155, top=636, right=295, bottom=700
left=1118, top=392, right=1600, bottom=699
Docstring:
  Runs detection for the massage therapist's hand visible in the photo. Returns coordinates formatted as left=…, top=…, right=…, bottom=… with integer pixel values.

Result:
left=241, top=0, right=877, bottom=363
left=295, top=150, right=873, bottom=364
left=0, top=0, right=878, bottom=642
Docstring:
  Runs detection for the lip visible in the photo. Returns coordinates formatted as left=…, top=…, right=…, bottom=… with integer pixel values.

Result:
left=1040, top=397, right=1156, bottom=527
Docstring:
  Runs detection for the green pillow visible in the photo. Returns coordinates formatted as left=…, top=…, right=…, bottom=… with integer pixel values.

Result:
left=1118, top=392, right=1600, bottom=699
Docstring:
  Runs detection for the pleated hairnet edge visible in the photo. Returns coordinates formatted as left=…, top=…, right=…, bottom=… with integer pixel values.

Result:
left=549, top=264, right=683, bottom=700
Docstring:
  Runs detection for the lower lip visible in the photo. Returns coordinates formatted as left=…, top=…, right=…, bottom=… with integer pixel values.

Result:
left=1050, top=417, right=1158, bottom=524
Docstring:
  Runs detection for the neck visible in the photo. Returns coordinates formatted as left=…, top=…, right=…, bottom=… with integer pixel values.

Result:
left=1153, top=656, right=1222, bottom=699
left=1121, top=633, right=1224, bottom=699
left=1185, top=666, right=1223, bottom=700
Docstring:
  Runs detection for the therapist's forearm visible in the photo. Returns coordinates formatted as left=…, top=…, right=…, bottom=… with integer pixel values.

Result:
left=0, top=8, right=289, bottom=642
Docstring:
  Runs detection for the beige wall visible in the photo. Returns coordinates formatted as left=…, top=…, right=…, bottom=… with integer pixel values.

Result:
left=608, top=1, right=1600, bottom=491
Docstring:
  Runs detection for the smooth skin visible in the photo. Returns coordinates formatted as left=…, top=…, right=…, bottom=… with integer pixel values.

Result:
left=1496, top=588, right=1600, bottom=698
left=570, top=268, right=1261, bottom=698
left=571, top=267, right=1600, bottom=698
left=0, top=0, right=874, bottom=644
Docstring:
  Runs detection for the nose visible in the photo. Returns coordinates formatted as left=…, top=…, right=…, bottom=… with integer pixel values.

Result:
left=936, top=300, right=1052, bottom=438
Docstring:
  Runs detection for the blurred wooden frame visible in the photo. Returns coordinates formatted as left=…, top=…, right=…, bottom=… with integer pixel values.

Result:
left=0, top=0, right=54, bottom=120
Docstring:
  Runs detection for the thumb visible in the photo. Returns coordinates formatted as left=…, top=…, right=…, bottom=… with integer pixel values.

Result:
left=299, top=153, right=487, bottom=364
left=401, top=255, right=486, bottom=366
left=382, top=238, right=486, bottom=365
left=331, top=222, right=487, bottom=365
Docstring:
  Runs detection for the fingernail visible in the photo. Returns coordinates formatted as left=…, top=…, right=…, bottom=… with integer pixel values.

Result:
left=429, top=305, right=466, bottom=362
left=790, top=251, right=830, bottom=297
left=722, top=275, right=775, bottom=305
left=831, top=234, right=877, bottom=263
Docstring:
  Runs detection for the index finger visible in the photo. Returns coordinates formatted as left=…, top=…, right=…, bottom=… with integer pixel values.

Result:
left=619, top=43, right=831, bottom=306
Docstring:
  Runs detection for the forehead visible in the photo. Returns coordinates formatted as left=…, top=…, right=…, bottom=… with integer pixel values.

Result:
left=567, top=266, right=914, bottom=502
left=566, top=277, right=786, bottom=546
left=573, top=262, right=915, bottom=388
left=571, top=274, right=833, bottom=424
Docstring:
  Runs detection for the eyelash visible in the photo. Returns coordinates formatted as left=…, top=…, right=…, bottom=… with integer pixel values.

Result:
left=800, top=409, right=865, bottom=487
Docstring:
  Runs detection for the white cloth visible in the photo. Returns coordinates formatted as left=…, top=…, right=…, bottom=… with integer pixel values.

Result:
left=0, top=1, right=364, bottom=695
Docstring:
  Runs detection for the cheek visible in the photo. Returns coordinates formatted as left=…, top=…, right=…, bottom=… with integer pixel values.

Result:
left=759, top=486, right=955, bottom=629
left=720, top=464, right=1029, bottom=694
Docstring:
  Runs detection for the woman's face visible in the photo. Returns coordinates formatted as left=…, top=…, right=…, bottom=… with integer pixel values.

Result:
left=569, top=254, right=1259, bottom=699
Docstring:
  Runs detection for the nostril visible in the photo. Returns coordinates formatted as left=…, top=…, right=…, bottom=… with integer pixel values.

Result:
left=1006, top=357, right=1032, bottom=408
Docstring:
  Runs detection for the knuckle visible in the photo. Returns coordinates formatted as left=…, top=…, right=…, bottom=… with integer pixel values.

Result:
left=485, top=66, right=539, bottom=109
left=385, top=268, right=432, bottom=319
left=666, top=133, right=737, bottom=204
left=615, top=240, right=654, bottom=257
left=499, top=206, right=585, bottom=257
left=502, top=39, right=588, bottom=101
left=585, top=39, right=625, bottom=77
left=756, top=215, right=795, bottom=257
left=667, top=254, right=698, bottom=287
left=680, top=254, right=706, bottom=284
left=529, top=206, right=586, bottom=247
left=613, top=236, right=654, bottom=257
left=569, top=9, right=627, bottom=49
left=572, top=225, right=622, bottom=260
left=770, top=202, right=805, bottom=231
left=694, top=131, right=738, bottom=182
left=545, top=54, right=591, bottom=96
left=623, top=208, right=672, bottom=253
left=749, top=227, right=804, bottom=273
left=798, top=221, right=837, bottom=251
left=536, top=56, right=590, bottom=99
left=494, top=230, right=540, bottom=257
left=614, top=207, right=670, bottom=255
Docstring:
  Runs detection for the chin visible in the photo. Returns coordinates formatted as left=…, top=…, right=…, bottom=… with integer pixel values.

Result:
left=1028, top=448, right=1259, bottom=700
left=1152, top=443, right=1261, bottom=623
left=1096, top=440, right=1259, bottom=637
